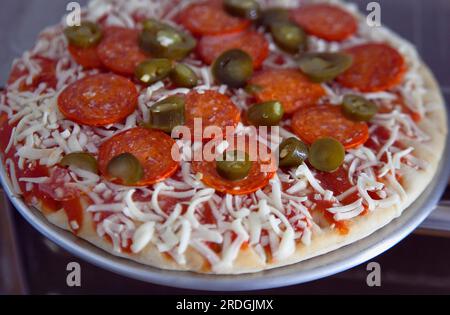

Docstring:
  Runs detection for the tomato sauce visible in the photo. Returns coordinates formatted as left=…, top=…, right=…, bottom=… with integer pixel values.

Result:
left=61, top=198, right=84, bottom=233
left=200, top=203, right=216, bottom=225
left=315, top=166, right=359, bottom=204
left=263, top=245, right=273, bottom=263
left=314, top=199, right=349, bottom=235
left=365, top=125, right=391, bottom=152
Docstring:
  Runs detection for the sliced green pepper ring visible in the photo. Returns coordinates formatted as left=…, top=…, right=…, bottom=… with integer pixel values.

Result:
left=309, top=137, right=345, bottom=172
left=223, top=0, right=261, bottom=20
left=270, top=21, right=307, bottom=54
left=298, top=52, right=353, bottom=83
left=146, top=95, right=185, bottom=133
left=258, top=7, right=290, bottom=28
left=278, top=137, right=308, bottom=168
left=107, top=153, right=144, bottom=185
left=212, top=49, right=253, bottom=88
left=135, top=58, right=173, bottom=85
left=342, top=94, right=378, bottom=122
left=247, top=101, right=284, bottom=126
left=64, top=21, right=103, bottom=48
left=216, top=150, right=252, bottom=181
left=139, top=21, right=196, bottom=61
left=142, top=18, right=166, bottom=32
left=60, top=152, right=98, bottom=174
left=170, top=64, right=198, bottom=88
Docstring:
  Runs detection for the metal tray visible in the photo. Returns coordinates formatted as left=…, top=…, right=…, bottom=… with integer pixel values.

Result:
left=1, top=131, right=449, bottom=291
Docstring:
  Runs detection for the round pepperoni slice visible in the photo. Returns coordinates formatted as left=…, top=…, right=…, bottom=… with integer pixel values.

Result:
left=8, top=56, right=57, bottom=91
left=185, top=90, right=241, bottom=139
left=57, top=73, right=138, bottom=126
left=98, top=127, right=179, bottom=186
left=178, top=0, right=251, bottom=36
left=198, top=30, right=269, bottom=69
left=249, top=69, right=326, bottom=114
left=68, top=45, right=103, bottom=69
left=97, top=27, right=149, bottom=75
left=191, top=137, right=275, bottom=195
left=291, top=4, right=357, bottom=41
left=337, top=43, right=406, bottom=92
left=291, top=105, right=369, bottom=149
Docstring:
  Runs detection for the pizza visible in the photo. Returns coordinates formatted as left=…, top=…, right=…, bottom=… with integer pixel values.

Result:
left=0, top=0, right=446, bottom=274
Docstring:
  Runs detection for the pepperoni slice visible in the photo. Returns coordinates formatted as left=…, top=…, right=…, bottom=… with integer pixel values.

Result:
left=178, top=0, right=251, bottom=36
left=68, top=45, right=103, bottom=69
left=97, top=27, right=149, bottom=75
left=291, top=4, right=357, bottom=41
left=291, top=105, right=369, bottom=149
left=57, top=73, right=138, bottom=126
left=249, top=69, right=326, bottom=114
left=198, top=30, right=269, bottom=69
left=8, top=56, right=57, bottom=91
left=185, top=90, right=241, bottom=139
left=98, top=127, right=179, bottom=186
left=191, top=136, right=275, bottom=195
left=314, top=166, right=358, bottom=203
left=337, top=43, right=406, bottom=92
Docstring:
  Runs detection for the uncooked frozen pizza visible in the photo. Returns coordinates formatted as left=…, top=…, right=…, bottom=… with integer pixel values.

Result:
left=0, top=0, right=446, bottom=273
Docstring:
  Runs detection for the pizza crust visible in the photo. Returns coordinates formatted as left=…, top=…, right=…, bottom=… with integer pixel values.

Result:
left=39, top=62, right=447, bottom=274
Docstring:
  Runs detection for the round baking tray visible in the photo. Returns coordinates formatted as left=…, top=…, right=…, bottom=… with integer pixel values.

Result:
left=1, top=125, right=449, bottom=291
